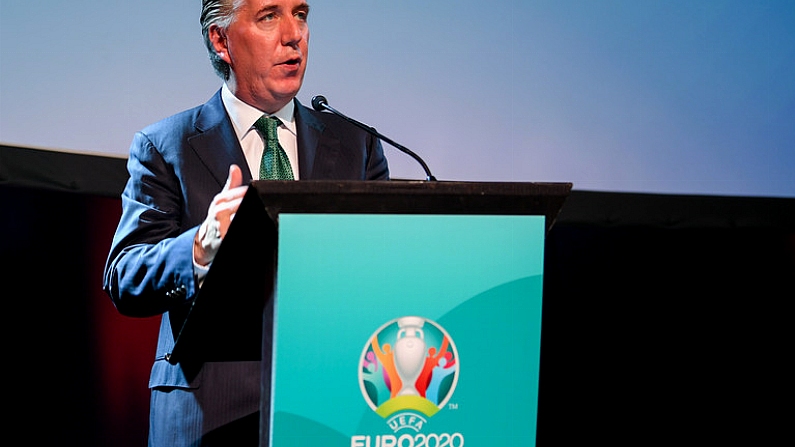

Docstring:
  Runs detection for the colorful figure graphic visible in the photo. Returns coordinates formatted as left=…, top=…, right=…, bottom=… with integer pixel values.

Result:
left=371, top=338, right=402, bottom=398
left=359, top=316, right=459, bottom=420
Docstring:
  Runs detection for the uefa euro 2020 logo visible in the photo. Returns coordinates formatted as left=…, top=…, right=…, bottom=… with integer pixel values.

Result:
left=358, top=316, right=459, bottom=433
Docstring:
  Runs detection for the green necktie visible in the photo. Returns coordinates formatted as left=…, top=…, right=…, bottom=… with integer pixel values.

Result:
left=254, top=115, right=294, bottom=180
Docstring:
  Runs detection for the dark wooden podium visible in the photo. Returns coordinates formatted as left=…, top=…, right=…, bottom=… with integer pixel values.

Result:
left=168, top=180, right=571, bottom=364
left=165, top=179, right=571, bottom=445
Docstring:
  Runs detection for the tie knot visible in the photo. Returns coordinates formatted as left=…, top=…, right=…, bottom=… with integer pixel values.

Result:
left=254, top=115, right=281, bottom=140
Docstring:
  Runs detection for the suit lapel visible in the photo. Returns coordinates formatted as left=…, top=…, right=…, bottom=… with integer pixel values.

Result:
left=188, top=90, right=253, bottom=186
left=294, top=99, right=322, bottom=179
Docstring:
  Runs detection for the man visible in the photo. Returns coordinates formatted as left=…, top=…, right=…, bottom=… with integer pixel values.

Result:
left=103, top=0, right=389, bottom=445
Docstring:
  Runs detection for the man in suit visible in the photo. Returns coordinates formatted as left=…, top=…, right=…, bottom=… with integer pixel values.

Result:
left=103, top=1, right=389, bottom=445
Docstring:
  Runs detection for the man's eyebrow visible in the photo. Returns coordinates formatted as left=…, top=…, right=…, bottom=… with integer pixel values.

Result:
left=254, top=3, right=309, bottom=16
left=257, top=5, right=278, bottom=14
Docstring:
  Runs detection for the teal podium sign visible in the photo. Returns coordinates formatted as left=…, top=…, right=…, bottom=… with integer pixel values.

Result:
left=271, top=213, right=546, bottom=447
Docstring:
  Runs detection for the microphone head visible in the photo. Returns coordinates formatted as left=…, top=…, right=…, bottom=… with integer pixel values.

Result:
left=311, top=95, right=328, bottom=111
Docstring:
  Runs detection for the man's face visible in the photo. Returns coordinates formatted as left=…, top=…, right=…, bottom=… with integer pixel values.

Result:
left=213, top=0, right=310, bottom=113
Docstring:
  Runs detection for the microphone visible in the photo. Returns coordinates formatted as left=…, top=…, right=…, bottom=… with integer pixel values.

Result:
left=311, top=95, right=437, bottom=181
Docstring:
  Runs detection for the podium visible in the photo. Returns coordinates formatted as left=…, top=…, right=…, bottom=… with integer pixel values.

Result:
left=167, top=179, right=571, bottom=446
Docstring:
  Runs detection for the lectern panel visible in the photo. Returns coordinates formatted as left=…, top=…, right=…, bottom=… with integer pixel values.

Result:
left=270, top=213, right=546, bottom=447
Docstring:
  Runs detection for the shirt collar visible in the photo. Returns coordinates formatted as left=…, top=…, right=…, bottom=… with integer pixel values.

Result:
left=221, top=83, right=296, bottom=139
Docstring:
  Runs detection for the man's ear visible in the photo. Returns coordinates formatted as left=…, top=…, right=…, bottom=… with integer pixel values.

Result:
left=209, top=24, right=230, bottom=63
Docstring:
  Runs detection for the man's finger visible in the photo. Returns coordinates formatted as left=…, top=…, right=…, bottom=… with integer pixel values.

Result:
left=225, top=164, right=244, bottom=190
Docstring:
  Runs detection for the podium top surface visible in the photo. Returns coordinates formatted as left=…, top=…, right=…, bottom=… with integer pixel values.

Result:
left=247, top=179, right=572, bottom=232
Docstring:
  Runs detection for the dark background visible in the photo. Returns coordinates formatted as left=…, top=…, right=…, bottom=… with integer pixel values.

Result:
left=2, top=144, right=792, bottom=445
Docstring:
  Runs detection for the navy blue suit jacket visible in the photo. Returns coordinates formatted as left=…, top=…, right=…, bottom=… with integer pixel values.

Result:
left=103, top=90, right=389, bottom=445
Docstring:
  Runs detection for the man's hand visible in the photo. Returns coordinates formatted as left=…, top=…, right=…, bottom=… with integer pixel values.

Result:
left=194, top=164, right=247, bottom=266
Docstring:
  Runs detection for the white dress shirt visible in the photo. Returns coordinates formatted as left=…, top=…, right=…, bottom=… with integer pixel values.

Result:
left=220, top=83, right=300, bottom=179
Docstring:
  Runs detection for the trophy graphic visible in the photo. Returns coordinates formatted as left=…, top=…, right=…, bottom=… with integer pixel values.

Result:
left=393, top=316, right=427, bottom=396
left=359, top=315, right=460, bottom=426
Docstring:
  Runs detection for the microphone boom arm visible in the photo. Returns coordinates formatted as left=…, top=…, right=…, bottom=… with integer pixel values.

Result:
left=312, top=96, right=437, bottom=181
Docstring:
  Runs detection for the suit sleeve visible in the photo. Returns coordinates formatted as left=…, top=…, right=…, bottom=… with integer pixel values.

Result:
left=103, top=131, right=200, bottom=318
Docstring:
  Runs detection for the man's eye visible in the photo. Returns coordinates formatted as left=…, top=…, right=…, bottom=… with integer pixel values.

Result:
left=295, top=10, right=308, bottom=21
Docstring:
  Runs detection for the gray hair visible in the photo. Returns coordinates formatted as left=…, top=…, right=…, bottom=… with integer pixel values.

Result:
left=200, top=0, right=241, bottom=80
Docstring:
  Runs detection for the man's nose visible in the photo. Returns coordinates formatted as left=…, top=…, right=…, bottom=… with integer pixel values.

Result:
left=281, top=16, right=305, bottom=46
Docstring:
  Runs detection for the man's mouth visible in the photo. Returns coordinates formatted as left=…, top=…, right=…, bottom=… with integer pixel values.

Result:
left=281, top=57, right=301, bottom=66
